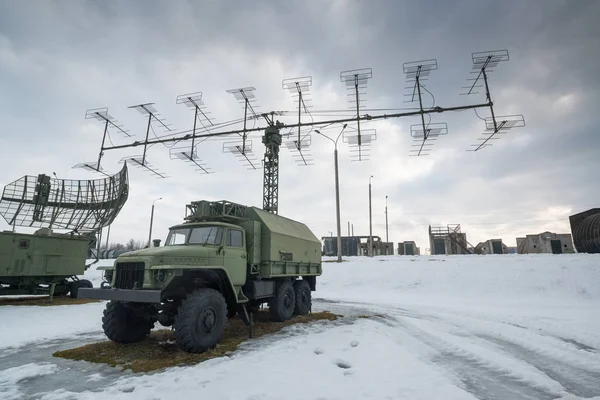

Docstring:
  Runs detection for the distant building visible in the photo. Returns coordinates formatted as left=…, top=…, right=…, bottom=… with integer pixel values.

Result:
left=359, top=238, right=394, bottom=256
left=516, top=232, right=574, bottom=254
left=474, top=239, right=508, bottom=255
left=398, top=241, right=420, bottom=255
left=429, top=225, right=473, bottom=255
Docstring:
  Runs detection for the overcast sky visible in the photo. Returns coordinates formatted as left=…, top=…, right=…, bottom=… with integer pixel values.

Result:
left=1, top=0, right=598, bottom=252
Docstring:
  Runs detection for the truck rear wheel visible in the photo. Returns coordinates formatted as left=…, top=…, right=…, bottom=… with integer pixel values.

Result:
left=70, top=279, right=93, bottom=298
left=174, top=288, right=227, bottom=353
left=293, top=280, right=311, bottom=315
left=102, top=301, right=154, bottom=344
left=269, top=280, right=295, bottom=322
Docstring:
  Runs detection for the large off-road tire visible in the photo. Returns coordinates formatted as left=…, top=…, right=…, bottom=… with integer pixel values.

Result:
left=293, top=280, right=312, bottom=315
left=269, top=280, right=295, bottom=322
left=52, top=280, right=71, bottom=297
left=70, top=279, right=93, bottom=298
left=174, top=288, right=227, bottom=353
left=102, top=301, right=154, bottom=344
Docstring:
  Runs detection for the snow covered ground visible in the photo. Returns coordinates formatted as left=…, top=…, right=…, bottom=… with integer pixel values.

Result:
left=1, top=254, right=599, bottom=400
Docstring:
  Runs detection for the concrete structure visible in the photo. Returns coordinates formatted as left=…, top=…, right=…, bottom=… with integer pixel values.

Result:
left=359, top=238, right=394, bottom=256
left=398, top=241, right=420, bottom=255
left=429, top=225, right=473, bottom=255
left=474, top=239, right=508, bottom=255
left=322, top=235, right=393, bottom=256
left=569, top=208, right=600, bottom=254
left=516, top=232, right=575, bottom=254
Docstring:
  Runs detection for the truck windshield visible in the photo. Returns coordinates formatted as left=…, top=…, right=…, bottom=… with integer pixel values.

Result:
left=165, top=228, right=189, bottom=245
left=165, top=226, right=224, bottom=246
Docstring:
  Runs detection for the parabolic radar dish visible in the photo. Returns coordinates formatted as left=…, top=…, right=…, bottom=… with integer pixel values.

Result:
left=0, top=164, right=129, bottom=232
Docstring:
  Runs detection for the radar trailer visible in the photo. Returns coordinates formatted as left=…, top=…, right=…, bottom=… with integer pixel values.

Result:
left=0, top=165, right=129, bottom=298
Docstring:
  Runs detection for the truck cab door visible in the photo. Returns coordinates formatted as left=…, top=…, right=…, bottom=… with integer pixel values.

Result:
left=223, top=228, right=247, bottom=287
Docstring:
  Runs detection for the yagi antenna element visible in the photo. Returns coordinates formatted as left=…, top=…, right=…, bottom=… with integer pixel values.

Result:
left=340, top=68, right=373, bottom=161
left=173, top=92, right=215, bottom=174
left=403, top=59, right=446, bottom=156
left=73, top=107, right=131, bottom=174
left=282, top=76, right=314, bottom=166
left=226, top=86, right=260, bottom=159
left=463, top=50, right=524, bottom=150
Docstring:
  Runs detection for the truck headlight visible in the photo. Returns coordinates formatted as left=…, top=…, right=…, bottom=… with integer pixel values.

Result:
left=154, top=270, right=168, bottom=283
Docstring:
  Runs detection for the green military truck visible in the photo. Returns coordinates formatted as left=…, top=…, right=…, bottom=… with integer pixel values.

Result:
left=79, top=200, right=322, bottom=353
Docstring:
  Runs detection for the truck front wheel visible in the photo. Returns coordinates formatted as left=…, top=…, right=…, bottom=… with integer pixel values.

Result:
left=269, top=280, right=295, bottom=322
left=102, top=301, right=154, bottom=343
left=174, top=288, right=227, bottom=353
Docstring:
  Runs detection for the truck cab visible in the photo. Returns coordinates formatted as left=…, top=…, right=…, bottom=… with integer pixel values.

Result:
left=79, top=200, right=322, bottom=354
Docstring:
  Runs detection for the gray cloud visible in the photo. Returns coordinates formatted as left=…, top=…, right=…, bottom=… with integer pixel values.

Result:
left=0, top=0, right=598, bottom=251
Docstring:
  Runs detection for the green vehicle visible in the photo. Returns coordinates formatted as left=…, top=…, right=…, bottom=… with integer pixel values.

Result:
left=0, top=165, right=129, bottom=297
left=79, top=200, right=322, bottom=353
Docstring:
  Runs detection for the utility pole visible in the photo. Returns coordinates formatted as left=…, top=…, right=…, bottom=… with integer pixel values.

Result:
left=385, top=195, right=389, bottom=254
left=148, top=197, right=162, bottom=247
left=316, top=125, right=347, bottom=263
left=348, top=221, right=350, bottom=236
left=369, top=175, right=373, bottom=257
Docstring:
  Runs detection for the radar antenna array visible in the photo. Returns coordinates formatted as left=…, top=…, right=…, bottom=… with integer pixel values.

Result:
left=409, top=122, right=448, bottom=156
left=468, top=114, right=526, bottom=151
left=462, top=50, right=525, bottom=150
left=121, top=103, right=172, bottom=178
left=282, top=76, right=314, bottom=166
left=224, top=87, right=262, bottom=168
left=73, top=108, right=131, bottom=174
left=340, top=68, right=374, bottom=161
left=403, top=59, right=448, bottom=156
left=223, top=140, right=261, bottom=170
left=77, top=49, right=524, bottom=216
left=343, top=128, right=377, bottom=162
left=170, top=92, right=214, bottom=174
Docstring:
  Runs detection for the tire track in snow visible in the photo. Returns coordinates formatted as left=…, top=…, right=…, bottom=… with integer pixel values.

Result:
left=372, top=314, right=560, bottom=400
left=476, top=334, right=600, bottom=399
left=407, top=308, right=600, bottom=374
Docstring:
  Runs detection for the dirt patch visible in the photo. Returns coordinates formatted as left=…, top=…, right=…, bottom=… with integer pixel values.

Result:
left=0, top=296, right=101, bottom=306
left=54, top=311, right=339, bottom=373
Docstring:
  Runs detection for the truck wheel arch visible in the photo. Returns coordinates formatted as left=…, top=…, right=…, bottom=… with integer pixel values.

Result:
left=164, top=268, right=238, bottom=309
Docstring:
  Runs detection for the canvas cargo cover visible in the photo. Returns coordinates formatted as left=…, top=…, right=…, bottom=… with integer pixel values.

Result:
left=246, top=207, right=320, bottom=264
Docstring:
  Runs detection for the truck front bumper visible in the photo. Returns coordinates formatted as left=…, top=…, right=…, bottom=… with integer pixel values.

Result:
left=78, top=288, right=162, bottom=303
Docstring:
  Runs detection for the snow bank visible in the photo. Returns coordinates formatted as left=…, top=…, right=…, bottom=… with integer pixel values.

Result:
left=0, top=260, right=112, bottom=351
left=2, top=254, right=600, bottom=399
left=38, top=319, right=479, bottom=400
left=0, top=363, right=57, bottom=400
left=318, top=254, right=600, bottom=308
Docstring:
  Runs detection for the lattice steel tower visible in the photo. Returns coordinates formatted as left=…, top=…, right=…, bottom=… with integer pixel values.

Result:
left=262, top=123, right=283, bottom=214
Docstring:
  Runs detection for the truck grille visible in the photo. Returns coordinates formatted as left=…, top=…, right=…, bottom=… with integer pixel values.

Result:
left=114, top=262, right=145, bottom=289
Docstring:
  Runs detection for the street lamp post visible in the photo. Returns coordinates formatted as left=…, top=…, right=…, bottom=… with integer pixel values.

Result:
left=315, top=124, right=347, bottom=263
left=385, top=195, right=389, bottom=254
left=369, top=175, right=373, bottom=257
left=148, top=197, right=162, bottom=248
